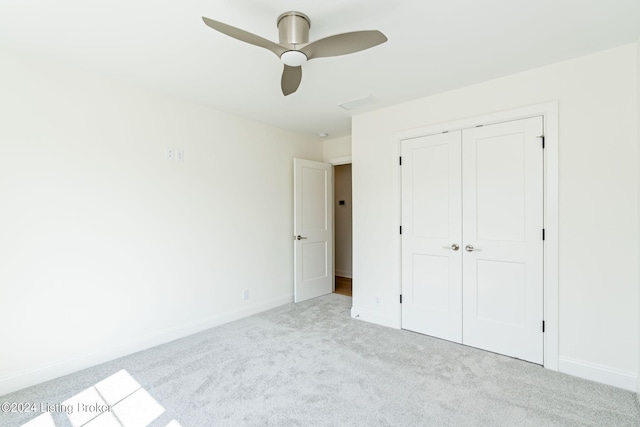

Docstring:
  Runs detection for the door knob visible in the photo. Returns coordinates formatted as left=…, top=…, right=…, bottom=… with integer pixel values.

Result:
left=296, top=235, right=308, bottom=240
left=465, top=245, right=475, bottom=252
left=442, top=244, right=460, bottom=251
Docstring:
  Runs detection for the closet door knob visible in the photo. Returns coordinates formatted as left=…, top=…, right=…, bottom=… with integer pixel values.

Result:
left=465, top=245, right=475, bottom=252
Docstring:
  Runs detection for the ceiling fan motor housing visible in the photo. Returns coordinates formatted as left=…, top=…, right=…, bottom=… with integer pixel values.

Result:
left=277, top=11, right=310, bottom=46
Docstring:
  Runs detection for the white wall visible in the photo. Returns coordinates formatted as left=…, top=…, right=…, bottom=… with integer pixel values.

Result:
left=0, top=47, right=321, bottom=396
left=352, top=44, right=639, bottom=389
left=323, top=135, right=352, bottom=163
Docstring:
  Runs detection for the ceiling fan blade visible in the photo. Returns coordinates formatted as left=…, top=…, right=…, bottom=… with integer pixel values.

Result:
left=300, top=30, right=387, bottom=60
left=281, top=65, right=302, bottom=96
left=202, top=16, right=287, bottom=57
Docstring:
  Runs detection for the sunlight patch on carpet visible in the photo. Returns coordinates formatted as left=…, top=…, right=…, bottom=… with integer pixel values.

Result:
left=20, top=370, right=181, bottom=427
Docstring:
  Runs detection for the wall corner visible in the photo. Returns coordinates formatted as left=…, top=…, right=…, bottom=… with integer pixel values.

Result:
left=636, top=35, right=640, bottom=397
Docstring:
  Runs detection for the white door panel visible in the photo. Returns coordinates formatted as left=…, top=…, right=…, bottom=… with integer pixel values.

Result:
left=475, top=260, right=527, bottom=326
left=475, top=134, right=526, bottom=242
left=401, top=132, right=462, bottom=343
left=462, top=117, right=544, bottom=364
left=412, top=254, right=450, bottom=311
left=411, top=143, right=453, bottom=239
left=301, top=241, right=328, bottom=281
left=301, top=167, right=328, bottom=230
left=294, top=159, right=333, bottom=303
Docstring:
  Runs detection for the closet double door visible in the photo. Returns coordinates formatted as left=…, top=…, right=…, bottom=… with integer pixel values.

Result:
left=401, top=117, right=544, bottom=364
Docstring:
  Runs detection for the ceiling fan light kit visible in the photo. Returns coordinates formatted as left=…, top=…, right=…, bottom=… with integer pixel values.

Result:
left=280, top=50, right=307, bottom=67
left=202, top=11, right=387, bottom=96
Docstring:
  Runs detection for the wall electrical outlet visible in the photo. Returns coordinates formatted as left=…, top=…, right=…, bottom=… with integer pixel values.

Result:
left=176, top=148, right=184, bottom=162
left=165, top=146, right=175, bottom=160
left=375, top=295, right=382, bottom=306
left=242, top=289, right=249, bottom=301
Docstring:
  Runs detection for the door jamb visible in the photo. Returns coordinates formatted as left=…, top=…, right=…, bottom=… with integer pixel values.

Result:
left=395, top=101, right=559, bottom=371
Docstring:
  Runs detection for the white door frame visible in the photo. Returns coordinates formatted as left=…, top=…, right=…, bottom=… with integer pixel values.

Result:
left=395, top=101, right=559, bottom=371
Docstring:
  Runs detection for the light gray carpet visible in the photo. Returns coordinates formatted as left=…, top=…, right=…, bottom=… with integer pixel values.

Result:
left=2, top=294, right=639, bottom=426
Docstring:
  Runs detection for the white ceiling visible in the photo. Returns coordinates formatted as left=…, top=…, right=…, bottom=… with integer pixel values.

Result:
left=1, top=0, right=639, bottom=139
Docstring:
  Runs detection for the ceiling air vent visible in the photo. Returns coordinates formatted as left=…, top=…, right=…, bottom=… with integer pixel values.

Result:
left=338, top=95, right=379, bottom=111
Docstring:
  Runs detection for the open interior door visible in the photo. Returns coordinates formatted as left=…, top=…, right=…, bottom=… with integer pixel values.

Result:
left=293, top=158, right=333, bottom=303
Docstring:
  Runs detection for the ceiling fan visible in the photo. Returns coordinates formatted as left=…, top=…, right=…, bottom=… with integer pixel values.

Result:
left=202, top=11, right=388, bottom=96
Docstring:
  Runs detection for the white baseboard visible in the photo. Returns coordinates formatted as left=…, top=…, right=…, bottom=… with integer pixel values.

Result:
left=558, top=356, right=637, bottom=391
left=335, top=270, right=352, bottom=279
left=351, top=305, right=400, bottom=329
left=0, top=293, right=293, bottom=397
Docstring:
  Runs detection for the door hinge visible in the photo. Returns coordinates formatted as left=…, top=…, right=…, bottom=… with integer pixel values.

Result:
left=542, top=229, right=546, bottom=240
left=542, top=320, right=545, bottom=333
left=399, top=225, right=402, bottom=235
left=399, top=156, right=402, bottom=166
left=400, top=295, right=403, bottom=304
left=538, top=135, right=545, bottom=149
